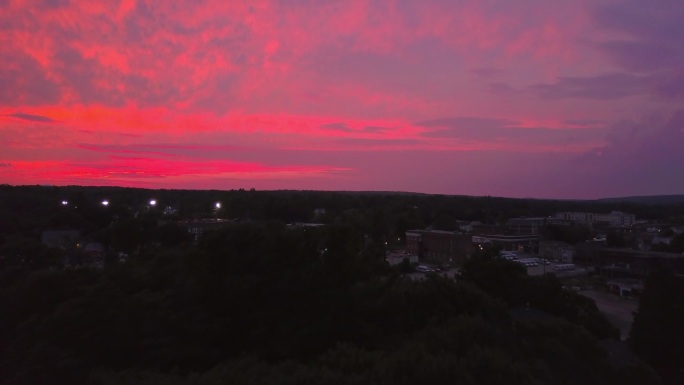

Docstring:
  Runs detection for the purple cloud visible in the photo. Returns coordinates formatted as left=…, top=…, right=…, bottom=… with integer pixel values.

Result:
left=596, top=40, right=683, bottom=73
left=416, top=117, right=518, bottom=139
left=335, top=138, right=420, bottom=147
left=5, top=113, right=56, bottom=123
left=320, top=123, right=390, bottom=134
left=539, top=110, right=684, bottom=197
left=363, top=126, right=390, bottom=134
left=592, top=0, right=684, bottom=72
left=529, top=73, right=650, bottom=100
left=530, top=71, right=684, bottom=101
left=472, top=67, right=504, bottom=78
left=0, top=53, right=60, bottom=105
left=320, top=123, right=353, bottom=132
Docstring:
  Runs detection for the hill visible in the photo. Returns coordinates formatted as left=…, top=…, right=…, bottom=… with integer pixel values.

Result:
left=598, top=195, right=684, bottom=205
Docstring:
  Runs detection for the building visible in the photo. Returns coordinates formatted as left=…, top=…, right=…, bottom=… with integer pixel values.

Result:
left=83, top=242, right=105, bottom=269
left=507, top=217, right=546, bottom=235
left=606, top=278, right=643, bottom=297
left=473, top=234, right=540, bottom=254
left=554, top=211, right=635, bottom=227
left=539, top=240, right=575, bottom=262
left=574, top=248, right=684, bottom=278
left=507, top=217, right=568, bottom=235
left=41, top=230, right=81, bottom=249
left=287, top=222, right=325, bottom=229
left=471, top=223, right=506, bottom=235
left=177, top=218, right=231, bottom=240
left=405, top=230, right=473, bottom=265
left=63, top=242, right=105, bottom=269
left=386, top=251, right=419, bottom=266
left=455, top=220, right=473, bottom=232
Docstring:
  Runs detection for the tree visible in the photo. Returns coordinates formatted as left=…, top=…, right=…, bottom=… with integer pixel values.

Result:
left=630, top=270, right=684, bottom=384
left=461, top=256, right=527, bottom=305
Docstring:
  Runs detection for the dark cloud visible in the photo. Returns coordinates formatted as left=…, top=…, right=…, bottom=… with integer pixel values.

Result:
left=0, top=53, right=60, bottom=105
left=596, top=40, right=683, bottom=73
left=5, top=113, right=57, bottom=123
left=416, top=117, right=517, bottom=138
left=320, top=123, right=353, bottom=132
left=486, top=82, right=517, bottom=95
left=654, top=70, right=684, bottom=100
left=52, top=46, right=125, bottom=106
left=564, top=119, right=605, bottom=127
left=123, top=0, right=157, bottom=43
left=553, top=110, right=684, bottom=196
left=335, top=138, right=419, bottom=146
left=416, top=116, right=603, bottom=147
left=78, top=143, right=246, bottom=157
left=529, top=73, right=650, bottom=100
left=41, top=0, right=70, bottom=8
left=530, top=71, right=684, bottom=101
left=416, top=117, right=515, bottom=129
left=47, top=44, right=188, bottom=109
left=320, top=123, right=391, bottom=134
left=593, top=0, right=684, bottom=43
left=592, top=0, right=684, bottom=73
left=0, top=162, right=12, bottom=167
left=362, top=126, right=389, bottom=134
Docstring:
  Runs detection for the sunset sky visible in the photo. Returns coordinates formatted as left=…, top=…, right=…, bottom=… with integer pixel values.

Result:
left=1, top=0, right=683, bottom=199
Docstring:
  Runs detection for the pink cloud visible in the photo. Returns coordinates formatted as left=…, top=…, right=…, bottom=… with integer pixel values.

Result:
left=0, top=0, right=681, bottom=197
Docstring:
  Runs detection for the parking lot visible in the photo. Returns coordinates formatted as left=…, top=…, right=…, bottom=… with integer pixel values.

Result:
left=501, top=254, right=587, bottom=277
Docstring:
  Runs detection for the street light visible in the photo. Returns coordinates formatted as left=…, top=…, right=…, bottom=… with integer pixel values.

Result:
left=61, top=200, right=68, bottom=206
left=214, top=202, right=222, bottom=219
left=149, top=199, right=157, bottom=206
left=101, top=200, right=109, bottom=206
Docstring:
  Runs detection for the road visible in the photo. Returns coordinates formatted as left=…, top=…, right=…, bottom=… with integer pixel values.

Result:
left=580, top=289, right=639, bottom=340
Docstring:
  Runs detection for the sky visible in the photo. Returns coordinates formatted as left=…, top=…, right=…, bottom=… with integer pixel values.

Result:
left=1, top=0, right=683, bottom=199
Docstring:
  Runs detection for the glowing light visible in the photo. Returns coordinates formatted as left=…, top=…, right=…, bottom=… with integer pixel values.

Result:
left=149, top=199, right=157, bottom=206
left=102, top=200, right=109, bottom=206
left=215, top=202, right=221, bottom=209
left=61, top=200, right=68, bottom=205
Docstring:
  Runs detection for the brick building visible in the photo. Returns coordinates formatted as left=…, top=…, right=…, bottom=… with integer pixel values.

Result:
left=405, top=230, right=473, bottom=265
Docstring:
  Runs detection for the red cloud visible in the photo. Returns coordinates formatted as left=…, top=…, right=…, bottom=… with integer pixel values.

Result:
left=0, top=157, right=350, bottom=188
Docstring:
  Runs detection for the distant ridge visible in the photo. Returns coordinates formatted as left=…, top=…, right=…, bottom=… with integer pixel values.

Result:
left=597, top=195, right=684, bottom=205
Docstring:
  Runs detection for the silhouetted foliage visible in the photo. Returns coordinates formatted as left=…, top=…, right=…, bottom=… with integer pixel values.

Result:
left=0, top=185, right=670, bottom=384
left=630, top=270, right=684, bottom=384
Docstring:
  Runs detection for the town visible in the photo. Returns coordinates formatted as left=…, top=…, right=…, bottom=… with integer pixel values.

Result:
left=1, top=185, right=683, bottom=384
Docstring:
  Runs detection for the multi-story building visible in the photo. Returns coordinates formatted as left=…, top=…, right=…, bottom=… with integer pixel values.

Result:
left=405, top=230, right=473, bottom=265
left=472, top=234, right=540, bottom=254
left=539, top=240, right=575, bottom=262
left=574, top=248, right=684, bottom=278
left=554, top=211, right=635, bottom=227
left=507, top=217, right=568, bottom=235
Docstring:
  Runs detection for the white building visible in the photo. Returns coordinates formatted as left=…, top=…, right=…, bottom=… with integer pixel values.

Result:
left=554, top=211, right=635, bottom=227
